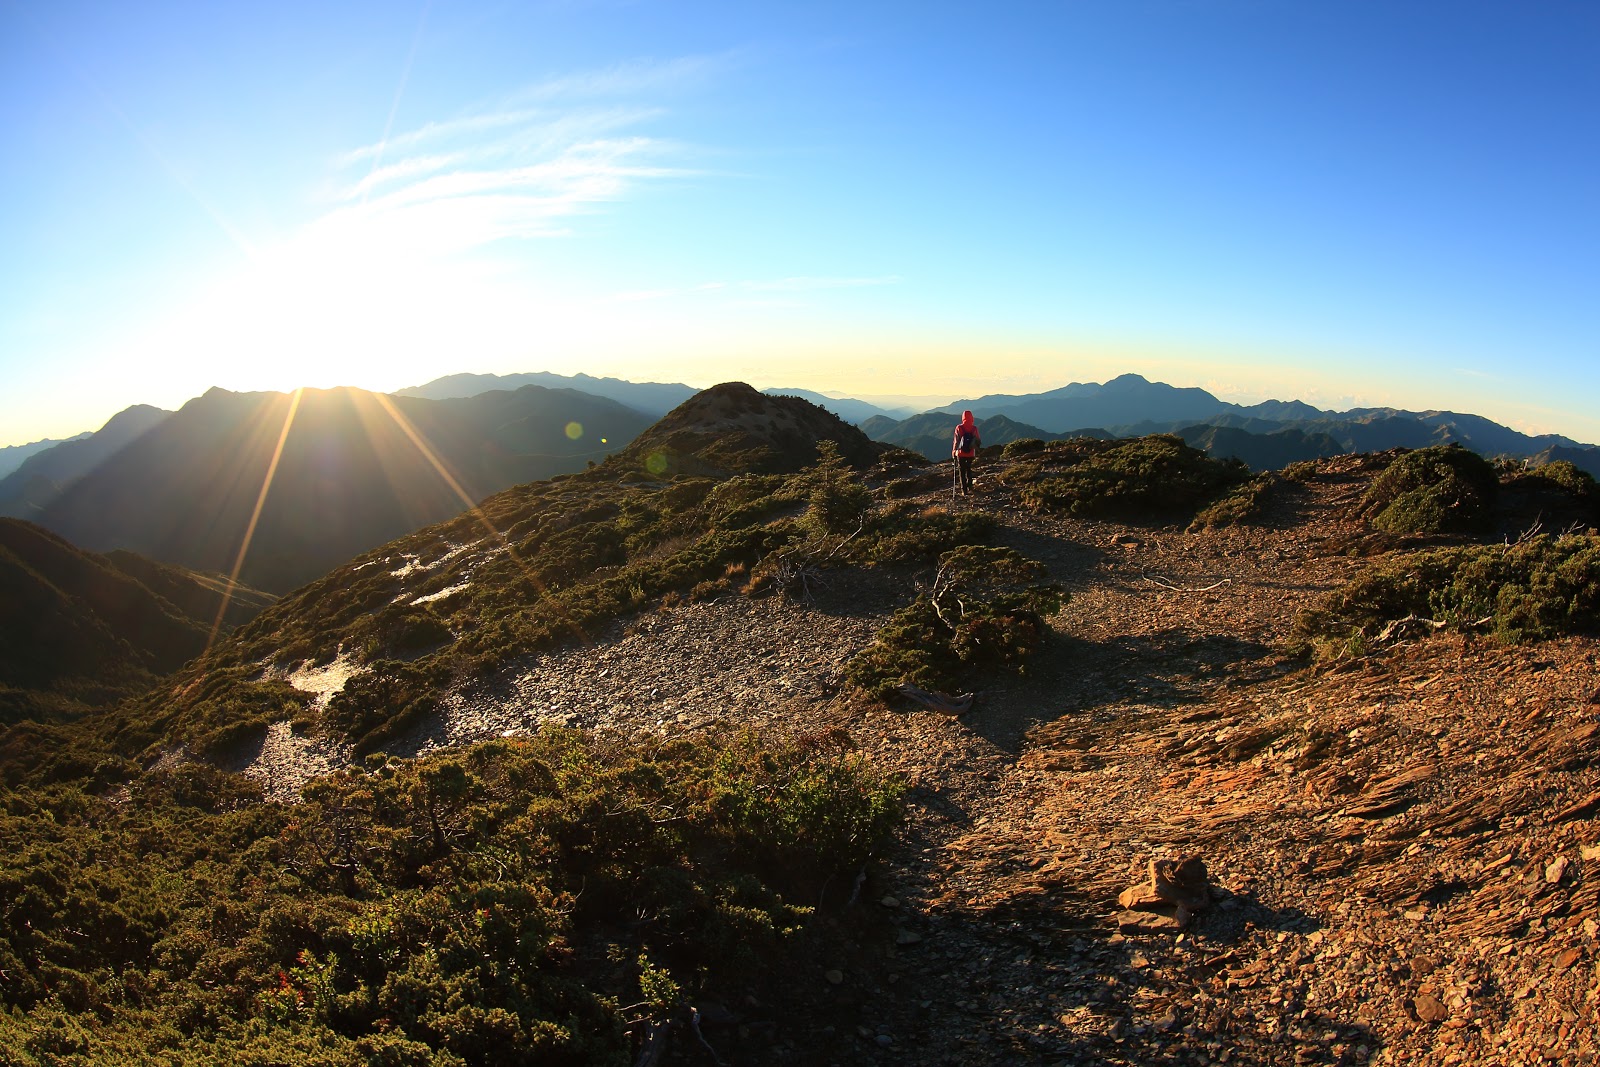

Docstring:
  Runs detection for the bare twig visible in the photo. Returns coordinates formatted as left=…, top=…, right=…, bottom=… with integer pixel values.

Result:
left=689, top=1007, right=728, bottom=1066
left=846, top=864, right=869, bottom=907
left=634, top=1019, right=670, bottom=1067
left=897, top=684, right=974, bottom=714
left=1141, top=574, right=1233, bottom=593
left=1508, top=517, right=1544, bottom=546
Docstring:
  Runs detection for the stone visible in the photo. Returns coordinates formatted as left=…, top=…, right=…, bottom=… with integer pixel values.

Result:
left=1115, top=908, right=1184, bottom=933
left=1115, top=854, right=1211, bottom=931
left=1545, top=856, right=1570, bottom=884
left=879, top=895, right=901, bottom=908
left=825, top=970, right=844, bottom=985
left=1414, top=993, right=1450, bottom=1024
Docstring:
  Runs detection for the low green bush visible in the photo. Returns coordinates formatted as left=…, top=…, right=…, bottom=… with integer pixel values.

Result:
left=845, top=545, right=1064, bottom=697
left=1358, top=444, right=1497, bottom=535
left=1190, top=473, right=1280, bottom=530
left=1293, top=532, right=1600, bottom=656
left=1017, top=435, right=1248, bottom=521
left=1001, top=438, right=1046, bottom=458
left=0, top=726, right=903, bottom=1064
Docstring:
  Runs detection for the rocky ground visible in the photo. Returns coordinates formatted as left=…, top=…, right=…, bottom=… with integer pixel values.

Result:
left=255, top=455, right=1600, bottom=1065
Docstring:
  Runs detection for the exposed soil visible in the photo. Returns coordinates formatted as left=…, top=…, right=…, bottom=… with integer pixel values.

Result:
left=257, top=454, right=1600, bottom=1065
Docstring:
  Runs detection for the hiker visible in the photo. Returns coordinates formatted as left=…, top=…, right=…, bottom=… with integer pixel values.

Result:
left=952, top=410, right=981, bottom=495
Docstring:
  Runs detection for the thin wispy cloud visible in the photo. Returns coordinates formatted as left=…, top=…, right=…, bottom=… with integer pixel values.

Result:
left=320, top=58, right=713, bottom=257
left=506, top=53, right=734, bottom=104
left=610, top=275, right=901, bottom=303
left=740, top=275, right=902, bottom=292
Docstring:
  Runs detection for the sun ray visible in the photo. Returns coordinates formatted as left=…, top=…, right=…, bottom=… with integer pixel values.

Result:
left=367, top=391, right=596, bottom=645
left=204, top=387, right=303, bottom=655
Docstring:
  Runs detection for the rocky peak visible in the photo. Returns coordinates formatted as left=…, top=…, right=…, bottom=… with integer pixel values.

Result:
left=617, top=381, right=885, bottom=476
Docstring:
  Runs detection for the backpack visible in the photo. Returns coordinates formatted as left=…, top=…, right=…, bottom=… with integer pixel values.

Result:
left=954, top=427, right=976, bottom=453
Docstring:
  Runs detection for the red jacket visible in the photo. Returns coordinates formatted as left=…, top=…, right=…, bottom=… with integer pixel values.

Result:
left=952, top=413, right=980, bottom=458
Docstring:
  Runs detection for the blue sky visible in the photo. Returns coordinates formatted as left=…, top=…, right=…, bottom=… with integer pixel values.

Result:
left=3, top=0, right=1597, bottom=446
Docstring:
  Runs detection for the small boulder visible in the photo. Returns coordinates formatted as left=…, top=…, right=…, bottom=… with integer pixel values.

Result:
left=1115, top=854, right=1213, bottom=931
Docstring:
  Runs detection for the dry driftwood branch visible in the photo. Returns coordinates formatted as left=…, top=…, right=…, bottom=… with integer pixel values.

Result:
left=1142, top=573, right=1233, bottom=593
left=689, top=1007, right=727, bottom=1066
left=633, top=1018, right=671, bottom=1067
left=1374, top=614, right=1448, bottom=642
left=898, top=684, right=974, bottom=715
left=1374, top=613, right=1493, bottom=642
left=847, top=864, right=869, bottom=907
left=1509, top=518, right=1544, bottom=546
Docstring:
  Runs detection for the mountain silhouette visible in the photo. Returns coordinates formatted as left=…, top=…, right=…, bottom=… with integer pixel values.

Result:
left=868, top=411, right=1110, bottom=459
left=396, top=370, right=696, bottom=416
left=618, top=381, right=884, bottom=475
left=937, top=373, right=1228, bottom=429
left=0, top=404, right=171, bottom=518
left=33, top=384, right=653, bottom=593
left=886, top=373, right=1600, bottom=473
left=0, top=432, right=92, bottom=479
left=760, top=387, right=905, bottom=425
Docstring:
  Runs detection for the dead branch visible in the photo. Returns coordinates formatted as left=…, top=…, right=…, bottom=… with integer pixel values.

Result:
left=846, top=864, right=868, bottom=907
left=898, top=684, right=974, bottom=715
left=689, top=1007, right=727, bottom=1066
left=1508, top=517, right=1544, bottom=546
left=1141, top=574, right=1233, bottom=593
left=633, top=1019, right=671, bottom=1067
left=1375, top=613, right=1495, bottom=642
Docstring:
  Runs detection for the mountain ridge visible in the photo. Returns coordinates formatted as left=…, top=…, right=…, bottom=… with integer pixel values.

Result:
left=0, top=404, right=171, bottom=518
left=32, top=384, right=654, bottom=593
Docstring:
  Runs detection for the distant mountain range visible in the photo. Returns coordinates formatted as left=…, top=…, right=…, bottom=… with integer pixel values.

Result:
left=871, top=372, right=1600, bottom=474
left=0, top=432, right=92, bottom=480
left=397, top=370, right=697, bottom=417
left=0, top=405, right=171, bottom=517
left=760, top=388, right=913, bottom=425
left=10, top=369, right=1597, bottom=610
left=398, top=373, right=923, bottom=427
left=864, top=412, right=1112, bottom=458
left=30, top=384, right=654, bottom=593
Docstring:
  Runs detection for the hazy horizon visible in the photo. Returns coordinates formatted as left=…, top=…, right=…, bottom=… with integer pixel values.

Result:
left=5, top=3, right=1597, bottom=447
left=10, top=363, right=1600, bottom=452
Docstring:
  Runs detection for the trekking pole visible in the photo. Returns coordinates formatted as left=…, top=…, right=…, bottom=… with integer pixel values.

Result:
left=952, top=457, right=960, bottom=503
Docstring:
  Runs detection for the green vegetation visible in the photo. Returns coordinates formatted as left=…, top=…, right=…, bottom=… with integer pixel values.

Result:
left=1010, top=435, right=1250, bottom=522
left=0, top=725, right=902, bottom=1065
left=1294, top=532, right=1600, bottom=656
left=1000, top=438, right=1046, bottom=458
left=846, top=545, right=1064, bottom=698
left=1358, top=444, right=1498, bottom=535
left=113, top=438, right=996, bottom=754
left=1189, top=472, right=1280, bottom=531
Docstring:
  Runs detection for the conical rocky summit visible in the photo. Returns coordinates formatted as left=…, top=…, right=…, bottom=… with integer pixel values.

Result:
left=617, top=381, right=885, bottom=476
